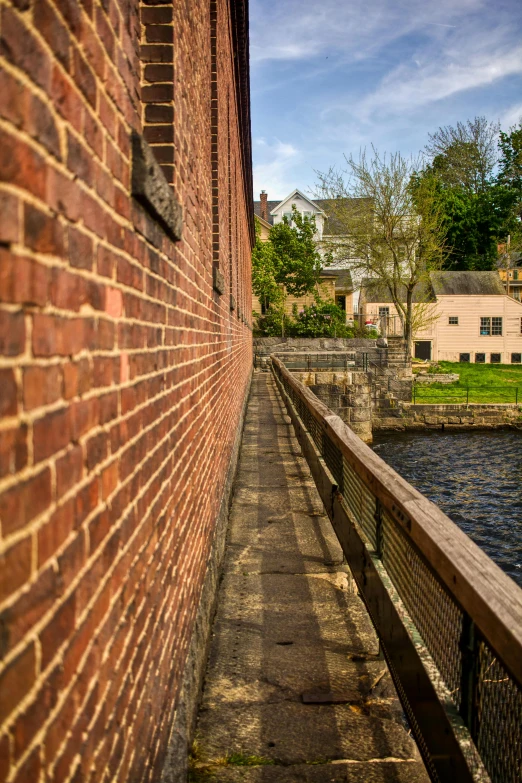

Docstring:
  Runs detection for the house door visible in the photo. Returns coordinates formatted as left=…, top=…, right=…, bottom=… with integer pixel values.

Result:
left=414, top=341, right=431, bottom=361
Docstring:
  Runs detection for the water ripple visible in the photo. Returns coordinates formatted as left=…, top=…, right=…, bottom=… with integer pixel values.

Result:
left=373, top=430, right=522, bottom=587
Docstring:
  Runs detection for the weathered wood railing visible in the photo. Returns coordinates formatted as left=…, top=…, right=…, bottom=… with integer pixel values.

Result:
left=271, top=357, right=522, bottom=783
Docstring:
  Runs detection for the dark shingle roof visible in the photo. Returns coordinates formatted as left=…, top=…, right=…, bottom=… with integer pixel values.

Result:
left=361, top=271, right=505, bottom=303
left=430, top=271, right=505, bottom=296
left=253, top=201, right=280, bottom=225
left=321, top=267, right=353, bottom=291
left=360, top=278, right=434, bottom=304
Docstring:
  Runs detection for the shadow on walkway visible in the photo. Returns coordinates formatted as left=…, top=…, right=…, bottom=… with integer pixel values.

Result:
left=191, top=373, right=429, bottom=782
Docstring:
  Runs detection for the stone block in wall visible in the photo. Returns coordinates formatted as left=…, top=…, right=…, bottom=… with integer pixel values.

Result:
left=350, top=407, right=372, bottom=422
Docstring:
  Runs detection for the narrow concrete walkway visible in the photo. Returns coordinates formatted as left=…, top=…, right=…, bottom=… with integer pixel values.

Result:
left=190, top=373, right=429, bottom=782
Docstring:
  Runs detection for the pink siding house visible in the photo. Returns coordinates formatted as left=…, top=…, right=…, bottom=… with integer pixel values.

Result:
left=360, top=271, right=522, bottom=363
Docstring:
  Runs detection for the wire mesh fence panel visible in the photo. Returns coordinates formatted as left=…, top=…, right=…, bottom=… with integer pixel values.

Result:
left=381, top=509, right=464, bottom=705
left=474, top=641, right=522, bottom=783
left=342, top=458, right=377, bottom=549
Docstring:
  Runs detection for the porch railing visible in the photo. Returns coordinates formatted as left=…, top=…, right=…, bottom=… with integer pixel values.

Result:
left=272, top=356, right=522, bottom=783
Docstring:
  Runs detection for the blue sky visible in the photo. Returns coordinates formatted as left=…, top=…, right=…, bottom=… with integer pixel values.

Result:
left=250, top=0, right=522, bottom=199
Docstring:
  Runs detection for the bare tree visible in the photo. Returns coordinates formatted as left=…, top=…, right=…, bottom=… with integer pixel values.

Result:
left=424, top=116, right=500, bottom=194
left=316, top=148, right=446, bottom=358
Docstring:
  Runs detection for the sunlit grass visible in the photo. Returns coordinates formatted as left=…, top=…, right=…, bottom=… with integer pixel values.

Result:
left=412, top=362, right=522, bottom=404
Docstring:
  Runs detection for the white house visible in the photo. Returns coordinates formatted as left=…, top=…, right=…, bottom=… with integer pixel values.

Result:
left=254, top=188, right=362, bottom=308
left=360, top=271, right=522, bottom=363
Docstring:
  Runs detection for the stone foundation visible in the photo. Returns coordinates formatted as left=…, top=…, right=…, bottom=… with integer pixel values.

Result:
left=373, top=404, right=522, bottom=432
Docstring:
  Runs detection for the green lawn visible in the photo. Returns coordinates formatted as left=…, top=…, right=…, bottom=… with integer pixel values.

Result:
left=412, top=361, right=522, bottom=404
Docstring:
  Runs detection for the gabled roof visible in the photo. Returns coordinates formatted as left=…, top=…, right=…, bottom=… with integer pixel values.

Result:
left=253, top=200, right=280, bottom=225
left=254, top=213, right=272, bottom=230
left=360, top=278, right=435, bottom=304
left=430, top=271, right=505, bottom=296
left=270, top=189, right=326, bottom=216
left=361, top=271, right=506, bottom=303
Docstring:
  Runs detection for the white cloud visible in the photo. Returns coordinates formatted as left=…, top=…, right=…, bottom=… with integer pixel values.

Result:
left=253, top=138, right=301, bottom=197
left=359, top=35, right=522, bottom=118
left=499, top=104, right=522, bottom=130
left=250, top=0, right=485, bottom=64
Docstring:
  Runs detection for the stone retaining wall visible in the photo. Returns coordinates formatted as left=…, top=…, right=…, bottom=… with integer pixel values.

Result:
left=374, top=404, right=522, bottom=432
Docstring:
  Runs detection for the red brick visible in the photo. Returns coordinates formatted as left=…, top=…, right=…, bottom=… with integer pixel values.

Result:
left=140, top=44, right=173, bottom=63
left=23, top=365, right=62, bottom=411
left=68, top=226, right=94, bottom=271
left=145, top=25, right=173, bottom=43
left=0, top=643, right=36, bottom=724
left=0, top=250, right=48, bottom=307
left=56, top=445, right=83, bottom=498
left=13, top=681, right=55, bottom=760
left=66, top=129, right=94, bottom=186
left=0, top=190, right=19, bottom=245
left=0, top=536, right=32, bottom=605
left=11, top=747, right=40, bottom=783
left=0, top=6, right=51, bottom=91
left=40, top=594, right=76, bottom=669
left=72, top=45, right=96, bottom=107
left=33, top=407, right=71, bottom=462
left=0, top=566, right=58, bottom=655
left=51, top=64, right=84, bottom=132
left=0, top=129, right=46, bottom=200
left=85, top=431, right=108, bottom=471
left=0, top=424, right=28, bottom=479
left=0, top=467, right=51, bottom=536
left=101, top=460, right=118, bottom=499
left=34, top=0, right=71, bottom=71
left=50, top=267, right=87, bottom=311
left=0, top=369, right=17, bottom=417
left=141, top=7, right=172, bottom=24
left=37, top=499, right=75, bottom=567
left=24, top=203, right=64, bottom=256
left=74, top=478, right=99, bottom=528
left=0, top=734, right=9, bottom=782
left=0, top=310, right=25, bottom=356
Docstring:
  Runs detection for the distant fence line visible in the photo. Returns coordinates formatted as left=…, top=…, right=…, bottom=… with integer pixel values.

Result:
left=413, top=384, right=520, bottom=405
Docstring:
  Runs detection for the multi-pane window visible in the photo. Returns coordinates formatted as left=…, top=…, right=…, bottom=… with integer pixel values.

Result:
left=480, top=317, right=502, bottom=336
left=459, top=353, right=470, bottom=363
left=511, top=353, right=521, bottom=364
left=449, top=316, right=458, bottom=325
left=490, top=353, right=501, bottom=363
left=475, top=353, right=485, bottom=363
left=379, top=306, right=390, bottom=317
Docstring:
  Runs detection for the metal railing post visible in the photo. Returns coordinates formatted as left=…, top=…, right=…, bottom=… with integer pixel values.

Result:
left=459, top=615, right=479, bottom=739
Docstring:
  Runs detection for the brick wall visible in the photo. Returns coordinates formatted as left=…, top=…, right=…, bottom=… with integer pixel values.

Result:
left=0, top=0, right=253, bottom=781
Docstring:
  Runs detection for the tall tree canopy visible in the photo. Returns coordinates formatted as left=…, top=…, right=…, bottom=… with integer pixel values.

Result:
left=420, top=117, right=517, bottom=270
left=317, top=148, right=445, bottom=357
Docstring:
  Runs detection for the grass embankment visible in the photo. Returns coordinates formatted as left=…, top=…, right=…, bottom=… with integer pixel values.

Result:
left=412, top=362, right=522, bottom=404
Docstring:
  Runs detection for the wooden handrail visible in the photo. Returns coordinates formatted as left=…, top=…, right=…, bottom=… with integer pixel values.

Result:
left=272, top=356, right=522, bottom=688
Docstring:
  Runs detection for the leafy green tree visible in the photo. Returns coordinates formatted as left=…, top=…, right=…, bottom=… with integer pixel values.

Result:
left=317, top=148, right=446, bottom=358
left=498, top=119, right=522, bottom=205
left=421, top=117, right=518, bottom=269
left=270, top=206, right=323, bottom=296
left=497, top=120, right=522, bottom=252
left=425, top=117, right=499, bottom=194
left=251, top=224, right=283, bottom=314
left=252, top=206, right=324, bottom=337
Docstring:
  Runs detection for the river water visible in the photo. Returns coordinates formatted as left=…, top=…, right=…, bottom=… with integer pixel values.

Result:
left=372, top=429, right=522, bottom=588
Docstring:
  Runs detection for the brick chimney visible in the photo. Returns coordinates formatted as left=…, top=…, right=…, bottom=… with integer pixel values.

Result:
left=260, top=190, right=268, bottom=222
